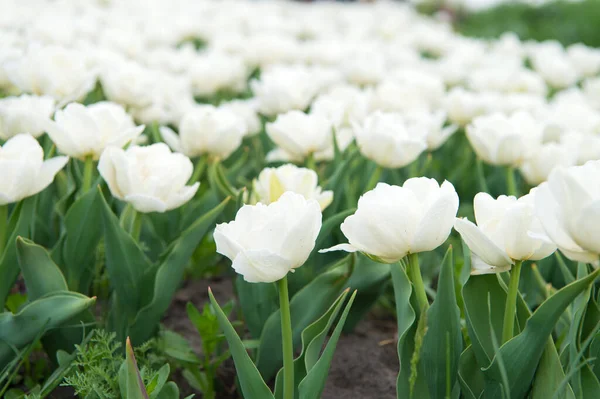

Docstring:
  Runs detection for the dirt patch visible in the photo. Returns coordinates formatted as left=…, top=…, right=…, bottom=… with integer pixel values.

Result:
left=164, top=278, right=398, bottom=399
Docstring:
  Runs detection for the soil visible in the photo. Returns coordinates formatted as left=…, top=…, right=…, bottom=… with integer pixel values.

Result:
left=163, top=277, right=399, bottom=399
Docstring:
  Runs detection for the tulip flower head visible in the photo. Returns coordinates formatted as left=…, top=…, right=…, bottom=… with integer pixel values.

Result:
left=0, top=134, right=68, bottom=205
left=214, top=192, right=322, bottom=283
left=98, top=143, right=199, bottom=213
left=321, top=178, right=459, bottom=263
left=454, top=191, right=556, bottom=274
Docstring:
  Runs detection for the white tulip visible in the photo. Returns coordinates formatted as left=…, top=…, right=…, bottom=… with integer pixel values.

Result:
left=160, top=105, right=245, bottom=160
left=466, top=111, right=543, bottom=166
left=220, top=99, right=262, bottom=137
left=0, top=94, right=55, bottom=140
left=251, top=164, right=333, bottom=210
left=444, top=88, right=499, bottom=126
left=214, top=191, right=322, bottom=283
left=188, top=53, right=248, bottom=97
left=47, top=102, right=144, bottom=160
left=520, top=142, right=578, bottom=186
left=98, top=143, right=199, bottom=213
left=266, top=111, right=332, bottom=160
left=250, top=65, right=319, bottom=116
left=535, top=161, right=600, bottom=263
left=454, top=192, right=556, bottom=273
left=353, top=111, right=427, bottom=169
left=3, top=45, right=96, bottom=103
left=567, top=44, right=600, bottom=78
left=321, top=179, right=459, bottom=263
left=403, top=110, right=457, bottom=151
left=0, top=134, right=68, bottom=205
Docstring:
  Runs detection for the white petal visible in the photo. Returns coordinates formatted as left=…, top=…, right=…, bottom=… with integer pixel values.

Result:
left=318, top=243, right=359, bottom=254
left=165, top=182, right=199, bottom=211
left=124, top=194, right=168, bottom=213
left=159, top=126, right=184, bottom=154
left=232, top=249, right=293, bottom=283
left=30, top=156, right=69, bottom=196
left=454, top=217, right=513, bottom=268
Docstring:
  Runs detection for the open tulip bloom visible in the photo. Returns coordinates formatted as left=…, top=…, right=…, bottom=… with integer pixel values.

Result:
left=454, top=191, right=557, bottom=343
left=321, top=178, right=459, bottom=311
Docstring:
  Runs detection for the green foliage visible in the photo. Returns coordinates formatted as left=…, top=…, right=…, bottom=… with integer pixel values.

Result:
left=456, top=0, right=600, bottom=48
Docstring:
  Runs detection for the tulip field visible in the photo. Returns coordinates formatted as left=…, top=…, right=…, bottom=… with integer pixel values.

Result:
left=2, top=0, right=600, bottom=398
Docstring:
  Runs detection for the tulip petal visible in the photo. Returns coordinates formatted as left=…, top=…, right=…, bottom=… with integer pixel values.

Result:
left=470, top=255, right=512, bottom=275
left=454, top=217, right=513, bottom=268
left=165, top=182, right=199, bottom=211
left=124, top=194, right=168, bottom=213
left=214, top=223, right=246, bottom=262
left=318, top=243, right=358, bottom=254
left=232, top=249, right=293, bottom=283
left=574, top=200, right=600, bottom=254
left=159, top=126, right=184, bottom=154
left=30, top=156, right=69, bottom=196
left=280, top=199, right=322, bottom=268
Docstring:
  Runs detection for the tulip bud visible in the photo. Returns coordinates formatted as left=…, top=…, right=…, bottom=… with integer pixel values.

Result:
left=266, top=111, right=332, bottom=161
left=214, top=192, right=322, bottom=283
left=321, top=178, right=459, bottom=263
left=98, top=143, right=199, bottom=213
left=0, top=134, right=68, bottom=205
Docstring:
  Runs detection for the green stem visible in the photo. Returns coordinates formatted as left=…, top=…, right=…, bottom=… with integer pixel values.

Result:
left=190, top=157, right=207, bottom=184
left=305, top=153, right=316, bottom=172
left=82, top=156, right=94, bottom=192
left=0, top=204, right=7, bottom=256
left=365, top=165, right=383, bottom=192
left=475, top=157, right=489, bottom=193
left=278, top=275, right=294, bottom=399
left=506, top=167, right=518, bottom=197
left=407, top=253, right=429, bottom=313
left=502, top=260, right=522, bottom=344
left=129, top=209, right=143, bottom=242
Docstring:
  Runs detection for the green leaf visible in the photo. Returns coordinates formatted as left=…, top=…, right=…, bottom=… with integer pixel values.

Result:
left=391, top=261, right=428, bottom=399
left=483, top=268, right=600, bottom=399
left=157, top=330, right=200, bottom=364
left=127, top=197, right=229, bottom=344
left=99, top=188, right=152, bottom=335
left=208, top=288, right=274, bottom=399
left=531, top=340, right=575, bottom=399
left=0, top=197, right=36, bottom=305
left=236, top=278, right=278, bottom=339
left=421, top=248, right=463, bottom=399
left=297, top=290, right=357, bottom=399
left=156, top=382, right=182, bottom=399
left=17, top=238, right=68, bottom=301
left=273, top=289, right=349, bottom=399
left=457, top=346, right=485, bottom=399
left=256, top=262, right=350, bottom=380
left=119, top=337, right=150, bottom=399
left=0, top=292, right=95, bottom=368
left=53, top=186, right=103, bottom=292
left=148, top=364, right=170, bottom=399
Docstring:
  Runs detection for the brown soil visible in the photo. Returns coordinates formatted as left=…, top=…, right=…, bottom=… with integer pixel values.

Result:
left=164, top=277, right=399, bottom=399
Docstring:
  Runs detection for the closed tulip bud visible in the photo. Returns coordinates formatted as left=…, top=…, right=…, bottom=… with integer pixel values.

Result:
left=321, top=178, right=459, bottom=263
left=251, top=164, right=333, bottom=210
left=454, top=192, right=556, bottom=274
left=160, top=105, right=245, bottom=160
left=466, top=111, right=543, bottom=166
left=214, top=192, right=322, bottom=283
left=352, top=111, right=427, bottom=169
left=47, top=102, right=144, bottom=160
left=266, top=111, right=332, bottom=161
left=98, top=143, right=199, bottom=213
left=0, top=134, right=68, bottom=205
left=535, top=161, right=600, bottom=264
left=0, top=94, right=55, bottom=140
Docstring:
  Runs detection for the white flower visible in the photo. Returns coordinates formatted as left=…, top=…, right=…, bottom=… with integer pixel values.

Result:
left=188, top=52, right=248, bottom=97
left=220, top=99, right=262, bottom=137
left=214, top=191, right=322, bottom=283
left=251, top=65, right=319, bottom=116
left=445, top=88, right=499, bottom=126
left=0, top=134, right=68, bottom=205
left=454, top=192, right=556, bottom=274
left=3, top=45, right=96, bottom=103
left=98, top=143, right=199, bottom=213
left=466, top=111, right=543, bottom=166
left=535, top=161, right=600, bottom=263
left=251, top=164, right=333, bottom=210
left=530, top=44, right=579, bottom=89
left=47, top=102, right=144, bottom=160
left=160, top=105, right=245, bottom=160
left=0, top=94, right=55, bottom=140
left=353, top=111, right=427, bottom=169
left=310, top=85, right=371, bottom=129
left=403, top=110, right=457, bottom=151
left=266, top=111, right=332, bottom=160
left=321, top=179, right=459, bottom=263
left=519, top=142, right=578, bottom=186
left=567, top=44, right=600, bottom=79
left=100, top=60, right=156, bottom=109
